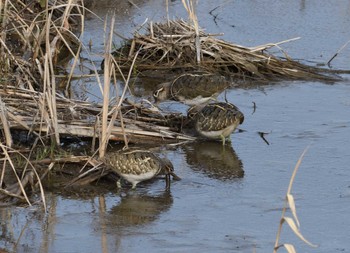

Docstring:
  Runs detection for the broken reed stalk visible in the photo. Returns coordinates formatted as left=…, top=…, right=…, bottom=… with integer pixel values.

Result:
left=44, top=11, right=60, bottom=145
left=99, top=14, right=144, bottom=157
left=273, top=147, right=317, bottom=253
left=166, top=0, right=170, bottom=25
left=0, top=0, right=8, bottom=56
left=0, top=142, right=31, bottom=206
left=100, top=14, right=116, bottom=158
left=327, top=38, right=350, bottom=66
left=109, top=49, right=141, bottom=146
left=58, top=0, right=85, bottom=97
left=181, top=0, right=201, bottom=63
left=0, top=96, right=12, bottom=147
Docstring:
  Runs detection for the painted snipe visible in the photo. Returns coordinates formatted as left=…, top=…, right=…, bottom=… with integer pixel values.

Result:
left=103, top=150, right=180, bottom=190
left=153, top=73, right=231, bottom=106
left=188, top=102, right=244, bottom=145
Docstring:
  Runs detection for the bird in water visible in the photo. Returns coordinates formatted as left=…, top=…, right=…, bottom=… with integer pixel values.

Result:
left=103, top=150, right=180, bottom=190
left=153, top=73, right=231, bottom=106
left=188, top=102, right=244, bottom=145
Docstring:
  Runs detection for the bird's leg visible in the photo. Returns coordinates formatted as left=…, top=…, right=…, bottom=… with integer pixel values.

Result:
left=165, top=174, right=171, bottom=191
left=221, top=135, right=226, bottom=146
left=221, top=135, right=232, bottom=146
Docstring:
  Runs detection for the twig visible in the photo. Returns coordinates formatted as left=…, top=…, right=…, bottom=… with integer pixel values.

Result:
left=327, top=38, right=350, bottom=66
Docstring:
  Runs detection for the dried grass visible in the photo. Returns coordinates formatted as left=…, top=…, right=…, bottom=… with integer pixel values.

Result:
left=0, top=142, right=46, bottom=211
left=273, top=147, right=317, bottom=253
left=0, top=0, right=82, bottom=85
left=0, top=85, right=193, bottom=143
left=110, top=19, right=343, bottom=82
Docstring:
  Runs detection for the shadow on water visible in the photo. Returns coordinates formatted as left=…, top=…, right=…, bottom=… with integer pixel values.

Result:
left=182, top=141, right=244, bottom=181
left=108, top=190, right=173, bottom=228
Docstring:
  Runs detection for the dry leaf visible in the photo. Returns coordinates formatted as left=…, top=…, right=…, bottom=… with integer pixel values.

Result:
left=283, top=243, right=297, bottom=253
left=283, top=217, right=317, bottom=248
left=287, top=193, right=300, bottom=228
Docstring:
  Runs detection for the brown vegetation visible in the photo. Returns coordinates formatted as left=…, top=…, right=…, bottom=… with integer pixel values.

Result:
left=110, top=19, right=341, bottom=82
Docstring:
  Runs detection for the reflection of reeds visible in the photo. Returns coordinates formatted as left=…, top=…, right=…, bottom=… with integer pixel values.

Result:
left=273, top=148, right=317, bottom=253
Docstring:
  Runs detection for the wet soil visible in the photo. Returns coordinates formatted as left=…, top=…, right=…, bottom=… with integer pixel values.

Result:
left=1, top=1, right=350, bottom=253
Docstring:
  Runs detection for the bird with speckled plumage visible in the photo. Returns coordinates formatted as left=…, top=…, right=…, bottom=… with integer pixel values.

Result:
left=103, top=150, right=180, bottom=189
left=153, top=73, right=231, bottom=106
left=188, top=102, right=244, bottom=145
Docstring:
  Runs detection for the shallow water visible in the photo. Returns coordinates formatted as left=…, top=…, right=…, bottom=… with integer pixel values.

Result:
left=2, top=1, right=350, bottom=253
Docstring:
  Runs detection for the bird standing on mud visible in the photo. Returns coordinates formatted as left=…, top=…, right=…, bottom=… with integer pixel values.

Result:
left=103, top=150, right=180, bottom=190
left=188, top=102, right=244, bottom=145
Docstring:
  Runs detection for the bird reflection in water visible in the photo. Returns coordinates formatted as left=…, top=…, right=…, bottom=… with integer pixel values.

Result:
left=108, top=191, right=173, bottom=227
left=182, top=141, right=244, bottom=181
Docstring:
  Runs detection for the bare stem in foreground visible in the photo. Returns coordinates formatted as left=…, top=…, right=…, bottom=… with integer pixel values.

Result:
left=273, top=147, right=317, bottom=253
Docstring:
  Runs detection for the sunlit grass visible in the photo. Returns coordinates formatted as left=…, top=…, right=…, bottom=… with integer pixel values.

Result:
left=273, top=147, right=317, bottom=253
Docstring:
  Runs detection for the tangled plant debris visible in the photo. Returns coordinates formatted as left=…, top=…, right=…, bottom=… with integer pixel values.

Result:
left=109, top=19, right=342, bottom=82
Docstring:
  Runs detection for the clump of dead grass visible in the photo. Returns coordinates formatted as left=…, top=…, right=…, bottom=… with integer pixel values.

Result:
left=0, top=0, right=83, bottom=89
left=110, top=19, right=341, bottom=82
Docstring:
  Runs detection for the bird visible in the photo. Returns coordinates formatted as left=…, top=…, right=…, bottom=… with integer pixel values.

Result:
left=103, top=149, right=180, bottom=190
left=188, top=102, right=244, bottom=145
left=153, top=73, right=231, bottom=106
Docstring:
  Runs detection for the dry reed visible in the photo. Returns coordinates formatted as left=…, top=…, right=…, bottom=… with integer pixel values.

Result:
left=0, top=85, right=192, bottom=142
left=273, top=147, right=317, bottom=253
left=0, top=142, right=46, bottom=211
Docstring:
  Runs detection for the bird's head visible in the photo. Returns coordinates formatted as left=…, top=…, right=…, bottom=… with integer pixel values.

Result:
left=153, top=82, right=171, bottom=103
